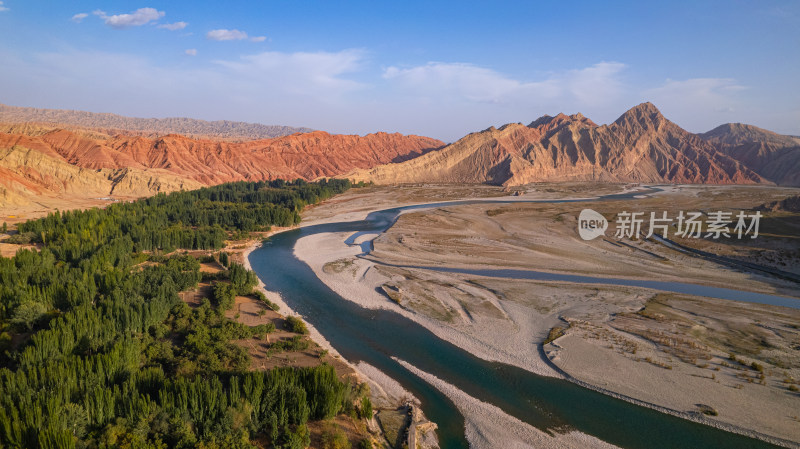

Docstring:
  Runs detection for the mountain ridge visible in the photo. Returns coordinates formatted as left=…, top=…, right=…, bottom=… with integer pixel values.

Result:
left=345, top=102, right=782, bottom=186
left=0, top=102, right=314, bottom=141
left=699, top=123, right=800, bottom=186
left=0, top=127, right=444, bottom=210
left=3, top=102, right=798, bottom=216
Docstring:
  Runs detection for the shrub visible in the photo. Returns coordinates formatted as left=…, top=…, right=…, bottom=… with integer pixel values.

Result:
left=699, top=405, right=719, bottom=416
left=252, top=323, right=275, bottom=338
left=286, top=316, right=309, bottom=334
left=543, top=326, right=565, bottom=344
left=5, top=231, right=36, bottom=245
left=321, top=425, right=351, bottom=449
left=269, top=336, right=310, bottom=354
left=254, top=290, right=280, bottom=311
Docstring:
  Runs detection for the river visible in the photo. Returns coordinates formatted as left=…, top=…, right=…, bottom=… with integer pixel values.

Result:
left=249, top=190, right=793, bottom=448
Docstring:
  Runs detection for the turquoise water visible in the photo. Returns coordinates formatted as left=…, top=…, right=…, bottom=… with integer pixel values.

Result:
left=249, top=192, right=790, bottom=448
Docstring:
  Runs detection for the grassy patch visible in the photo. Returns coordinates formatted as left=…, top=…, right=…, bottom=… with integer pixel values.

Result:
left=544, top=326, right=566, bottom=345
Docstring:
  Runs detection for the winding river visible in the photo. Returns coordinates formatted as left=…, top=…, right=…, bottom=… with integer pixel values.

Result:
left=249, top=190, right=795, bottom=448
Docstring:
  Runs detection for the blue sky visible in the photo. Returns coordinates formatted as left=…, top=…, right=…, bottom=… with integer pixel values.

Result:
left=0, top=1, right=798, bottom=141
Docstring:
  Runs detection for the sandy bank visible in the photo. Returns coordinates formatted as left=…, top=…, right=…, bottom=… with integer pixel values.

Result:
left=394, top=358, right=620, bottom=449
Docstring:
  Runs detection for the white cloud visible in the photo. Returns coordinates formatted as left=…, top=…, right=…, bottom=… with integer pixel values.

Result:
left=214, top=49, right=366, bottom=95
left=158, top=21, right=187, bottom=31
left=384, top=62, right=548, bottom=103
left=646, top=77, right=746, bottom=100
left=93, top=7, right=164, bottom=28
left=2, top=44, right=789, bottom=141
left=206, top=29, right=249, bottom=41
left=0, top=48, right=369, bottom=134
left=643, top=78, right=747, bottom=131
left=564, top=62, right=627, bottom=106
left=383, top=61, right=625, bottom=107
left=250, top=36, right=267, bottom=43
left=71, top=13, right=88, bottom=22
left=377, top=61, right=634, bottom=138
left=0, top=1, right=8, bottom=12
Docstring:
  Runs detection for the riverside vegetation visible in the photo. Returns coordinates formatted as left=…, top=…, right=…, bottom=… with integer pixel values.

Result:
left=0, top=179, right=375, bottom=449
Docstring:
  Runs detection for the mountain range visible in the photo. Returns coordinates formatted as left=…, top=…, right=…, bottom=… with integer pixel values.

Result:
left=347, top=102, right=799, bottom=187
left=0, top=123, right=442, bottom=210
left=1, top=102, right=798, bottom=213
left=0, top=103, right=314, bottom=141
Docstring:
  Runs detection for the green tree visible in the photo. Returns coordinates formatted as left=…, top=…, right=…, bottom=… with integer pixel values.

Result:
left=359, top=396, right=373, bottom=419
left=11, top=301, right=48, bottom=330
left=213, top=281, right=237, bottom=311
left=0, top=180, right=355, bottom=449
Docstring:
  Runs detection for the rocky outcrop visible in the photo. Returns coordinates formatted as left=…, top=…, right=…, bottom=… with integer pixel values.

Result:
left=0, top=145, right=203, bottom=208
left=755, top=195, right=800, bottom=213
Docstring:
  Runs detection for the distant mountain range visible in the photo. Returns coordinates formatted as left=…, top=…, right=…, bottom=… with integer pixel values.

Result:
left=2, top=102, right=798, bottom=212
left=0, top=103, right=314, bottom=141
left=347, top=102, right=800, bottom=187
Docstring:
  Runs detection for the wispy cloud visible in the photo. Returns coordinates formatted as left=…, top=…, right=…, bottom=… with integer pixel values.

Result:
left=378, top=61, right=630, bottom=138
left=383, top=61, right=626, bottom=107
left=0, top=48, right=369, bottom=131
left=644, top=78, right=747, bottom=131
left=0, top=44, right=785, bottom=140
left=158, top=21, right=187, bottom=31
left=0, top=1, right=9, bottom=12
left=214, top=49, right=366, bottom=95
left=250, top=36, right=267, bottom=43
left=71, top=13, right=88, bottom=23
left=206, top=29, right=249, bottom=41
left=93, top=7, right=165, bottom=28
left=646, top=77, right=746, bottom=98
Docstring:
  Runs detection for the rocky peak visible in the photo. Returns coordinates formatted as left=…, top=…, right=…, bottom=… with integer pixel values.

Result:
left=612, top=102, right=665, bottom=129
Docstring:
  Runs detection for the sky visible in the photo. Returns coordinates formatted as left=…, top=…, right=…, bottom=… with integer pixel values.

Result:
left=0, top=1, right=798, bottom=142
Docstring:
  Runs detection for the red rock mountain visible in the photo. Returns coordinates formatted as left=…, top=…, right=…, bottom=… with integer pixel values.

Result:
left=0, top=128, right=443, bottom=209
left=347, top=103, right=769, bottom=186
left=700, top=123, right=800, bottom=186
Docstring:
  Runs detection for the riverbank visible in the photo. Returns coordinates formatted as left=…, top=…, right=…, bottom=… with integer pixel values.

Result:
left=268, top=185, right=630, bottom=447
left=245, top=224, right=628, bottom=448
left=394, top=358, right=621, bottom=449
left=281, top=184, right=799, bottom=447
left=241, top=229, right=440, bottom=449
